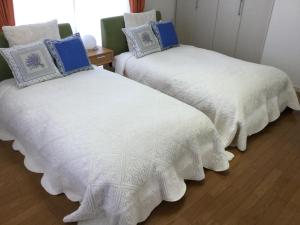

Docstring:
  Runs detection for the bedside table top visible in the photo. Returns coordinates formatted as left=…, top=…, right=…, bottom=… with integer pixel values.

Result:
left=87, top=46, right=113, bottom=57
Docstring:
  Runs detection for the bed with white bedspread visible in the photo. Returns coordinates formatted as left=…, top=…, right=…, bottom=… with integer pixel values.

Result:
left=0, top=67, right=232, bottom=225
left=114, top=45, right=300, bottom=150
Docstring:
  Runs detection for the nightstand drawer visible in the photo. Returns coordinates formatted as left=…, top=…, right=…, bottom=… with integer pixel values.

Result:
left=89, top=52, right=113, bottom=66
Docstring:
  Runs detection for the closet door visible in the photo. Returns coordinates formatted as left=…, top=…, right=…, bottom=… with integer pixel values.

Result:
left=176, top=0, right=198, bottom=46
left=176, top=0, right=219, bottom=50
left=235, top=0, right=275, bottom=63
left=213, top=0, right=242, bottom=56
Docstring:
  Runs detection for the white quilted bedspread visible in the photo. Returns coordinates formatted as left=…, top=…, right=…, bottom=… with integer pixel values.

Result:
left=115, top=45, right=300, bottom=150
left=0, top=68, right=232, bottom=225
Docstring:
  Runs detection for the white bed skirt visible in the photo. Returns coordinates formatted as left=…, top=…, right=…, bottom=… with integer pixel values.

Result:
left=0, top=128, right=233, bottom=225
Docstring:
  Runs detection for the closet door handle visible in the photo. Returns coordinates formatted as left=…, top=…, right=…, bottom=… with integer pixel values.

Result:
left=195, top=0, right=199, bottom=9
left=238, top=0, right=245, bottom=16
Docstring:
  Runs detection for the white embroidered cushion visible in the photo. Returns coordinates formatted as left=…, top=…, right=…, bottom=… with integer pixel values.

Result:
left=122, top=24, right=161, bottom=58
left=123, top=10, right=156, bottom=52
left=0, top=41, right=62, bottom=88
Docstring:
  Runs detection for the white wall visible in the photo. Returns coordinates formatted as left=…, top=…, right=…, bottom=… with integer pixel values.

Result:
left=261, top=0, right=300, bottom=90
left=145, top=0, right=176, bottom=21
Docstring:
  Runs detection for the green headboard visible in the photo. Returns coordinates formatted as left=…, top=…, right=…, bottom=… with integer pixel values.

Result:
left=101, top=11, right=161, bottom=56
left=0, top=23, right=73, bottom=82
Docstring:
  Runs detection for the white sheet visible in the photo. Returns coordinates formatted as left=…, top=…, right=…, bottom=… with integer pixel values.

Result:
left=0, top=67, right=233, bottom=225
left=114, top=45, right=300, bottom=150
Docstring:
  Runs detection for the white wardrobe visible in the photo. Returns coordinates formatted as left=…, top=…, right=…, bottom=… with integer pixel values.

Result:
left=175, top=0, right=275, bottom=63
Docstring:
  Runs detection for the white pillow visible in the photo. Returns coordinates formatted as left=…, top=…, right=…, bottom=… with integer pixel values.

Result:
left=2, top=20, right=61, bottom=47
left=124, top=10, right=156, bottom=28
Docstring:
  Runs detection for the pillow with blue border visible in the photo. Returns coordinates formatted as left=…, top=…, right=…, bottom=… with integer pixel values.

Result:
left=44, top=33, right=93, bottom=76
left=122, top=24, right=161, bottom=58
left=0, top=41, right=62, bottom=88
left=151, top=20, right=179, bottom=50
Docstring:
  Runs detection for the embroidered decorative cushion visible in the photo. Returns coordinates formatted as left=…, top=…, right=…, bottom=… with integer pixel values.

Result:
left=0, top=41, right=62, bottom=88
left=44, top=33, right=93, bottom=76
left=2, top=20, right=60, bottom=47
left=122, top=24, right=161, bottom=58
left=124, top=10, right=156, bottom=51
left=151, top=20, right=179, bottom=50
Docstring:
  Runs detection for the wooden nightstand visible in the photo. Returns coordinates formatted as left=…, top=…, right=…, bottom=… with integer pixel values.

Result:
left=87, top=46, right=113, bottom=69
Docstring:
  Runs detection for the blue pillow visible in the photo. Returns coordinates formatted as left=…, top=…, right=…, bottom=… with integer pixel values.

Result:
left=151, top=21, right=179, bottom=50
left=44, top=33, right=93, bottom=76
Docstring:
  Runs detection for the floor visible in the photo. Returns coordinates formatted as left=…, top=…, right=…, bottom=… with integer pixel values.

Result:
left=0, top=108, right=300, bottom=225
